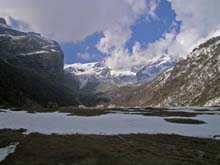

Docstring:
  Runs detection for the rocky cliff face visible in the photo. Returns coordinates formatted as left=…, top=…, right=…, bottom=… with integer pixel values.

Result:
left=113, top=36, right=220, bottom=107
left=0, top=18, right=79, bottom=107
left=0, top=19, right=63, bottom=77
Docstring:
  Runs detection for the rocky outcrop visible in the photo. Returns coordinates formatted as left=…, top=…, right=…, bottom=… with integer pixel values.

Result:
left=0, top=18, right=79, bottom=107
left=0, top=18, right=63, bottom=77
left=113, top=36, right=220, bottom=107
left=0, top=18, right=7, bottom=25
left=0, top=58, right=79, bottom=107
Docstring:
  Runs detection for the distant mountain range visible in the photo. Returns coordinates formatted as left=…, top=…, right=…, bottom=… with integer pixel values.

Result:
left=112, top=36, right=220, bottom=107
left=65, top=55, right=177, bottom=88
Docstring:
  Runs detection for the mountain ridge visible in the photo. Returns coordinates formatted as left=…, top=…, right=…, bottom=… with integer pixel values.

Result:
left=0, top=18, right=79, bottom=107
left=112, top=36, right=220, bottom=107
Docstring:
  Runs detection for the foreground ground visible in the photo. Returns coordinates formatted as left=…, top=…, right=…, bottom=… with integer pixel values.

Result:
left=0, top=129, right=220, bottom=165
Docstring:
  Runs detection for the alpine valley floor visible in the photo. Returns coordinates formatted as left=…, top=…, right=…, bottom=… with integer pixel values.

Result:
left=0, top=107, right=220, bottom=165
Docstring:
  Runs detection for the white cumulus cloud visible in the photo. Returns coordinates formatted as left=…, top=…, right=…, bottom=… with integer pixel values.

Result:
left=0, top=0, right=155, bottom=43
left=97, top=0, right=159, bottom=70
left=165, top=0, right=220, bottom=57
left=104, top=0, right=220, bottom=70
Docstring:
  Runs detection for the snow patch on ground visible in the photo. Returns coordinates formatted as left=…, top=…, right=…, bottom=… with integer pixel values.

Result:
left=0, top=143, right=19, bottom=162
left=0, top=109, right=220, bottom=138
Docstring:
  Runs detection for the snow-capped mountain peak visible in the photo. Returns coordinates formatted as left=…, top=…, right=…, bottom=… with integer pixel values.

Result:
left=64, top=62, right=111, bottom=78
left=64, top=55, right=177, bottom=87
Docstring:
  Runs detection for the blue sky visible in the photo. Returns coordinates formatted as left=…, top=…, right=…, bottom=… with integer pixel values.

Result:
left=62, top=0, right=180, bottom=64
